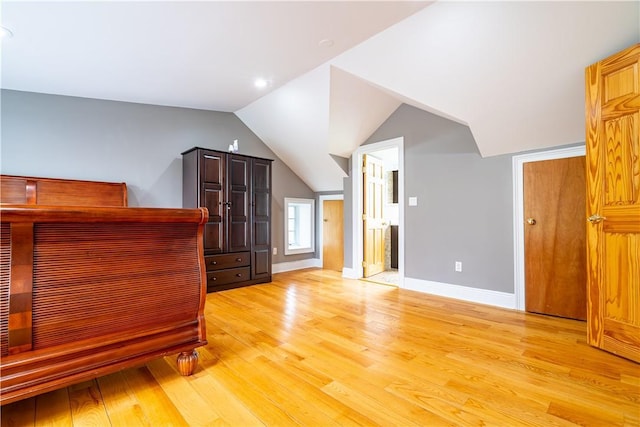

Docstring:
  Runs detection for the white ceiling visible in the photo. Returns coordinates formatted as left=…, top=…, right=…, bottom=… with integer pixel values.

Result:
left=2, top=1, right=639, bottom=192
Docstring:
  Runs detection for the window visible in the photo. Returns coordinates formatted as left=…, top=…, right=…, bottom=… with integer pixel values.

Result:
left=284, top=198, right=315, bottom=255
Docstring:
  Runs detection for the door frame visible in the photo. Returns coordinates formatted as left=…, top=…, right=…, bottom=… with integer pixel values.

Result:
left=319, top=194, right=344, bottom=271
left=512, top=145, right=585, bottom=311
left=350, top=137, right=404, bottom=285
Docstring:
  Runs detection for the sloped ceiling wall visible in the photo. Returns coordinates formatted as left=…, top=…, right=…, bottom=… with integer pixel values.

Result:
left=238, top=1, right=639, bottom=192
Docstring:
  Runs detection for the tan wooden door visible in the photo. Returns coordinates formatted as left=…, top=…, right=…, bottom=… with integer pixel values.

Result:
left=323, top=200, right=344, bottom=272
left=524, top=157, right=586, bottom=320
left=363, top=154, right=385, bottom=277
left=585, top=44, right=640, bottom=362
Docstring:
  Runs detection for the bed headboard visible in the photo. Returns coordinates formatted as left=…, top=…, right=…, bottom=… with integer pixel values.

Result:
left=0, top=175, right=128, bottom=207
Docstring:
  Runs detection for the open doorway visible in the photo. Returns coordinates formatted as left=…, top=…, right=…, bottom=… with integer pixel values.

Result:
left=351, top=137, right=404, bottom=287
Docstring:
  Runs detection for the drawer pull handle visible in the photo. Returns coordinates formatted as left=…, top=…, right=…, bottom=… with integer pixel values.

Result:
left=211, top=277, right=217, bottom=281
left=210, top=261, right=217, bottom=265
left=236, top=258, right=242, bottom=262
left=236, top=273, right=242, bottom=277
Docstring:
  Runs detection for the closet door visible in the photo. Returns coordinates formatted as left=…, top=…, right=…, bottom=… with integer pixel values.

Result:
left=252, top=158, right=272, bottom=280
left=201, top=152, right=225, bottom=253
left=523, top=156, right=586, bottom=320
left=227, top=155, right=251, bottom=252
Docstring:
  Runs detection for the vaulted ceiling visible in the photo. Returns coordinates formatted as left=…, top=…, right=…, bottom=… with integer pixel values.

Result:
left=2, top=1, right=638, bottom=191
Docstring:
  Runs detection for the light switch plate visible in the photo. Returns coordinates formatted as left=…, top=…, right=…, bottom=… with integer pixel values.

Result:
left=408, top=196, right=418, bottom=206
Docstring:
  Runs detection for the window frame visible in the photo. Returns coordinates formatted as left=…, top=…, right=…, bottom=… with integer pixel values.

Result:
left=284, top=197, right=315, bottom=255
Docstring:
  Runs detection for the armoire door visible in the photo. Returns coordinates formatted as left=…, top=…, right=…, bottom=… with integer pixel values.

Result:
left=585, top=43, right=639, bottom=362
left=227, top=155, right=251, bottom=252
left=201, top=152, right=225, bottom=253
left=252, top=158, right=271, bottom=280
left=523, top=156, right=586, bottom=320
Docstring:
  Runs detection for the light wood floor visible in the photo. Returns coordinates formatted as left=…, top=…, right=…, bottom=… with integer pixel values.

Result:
left=2, top=269, right=639, bottom=426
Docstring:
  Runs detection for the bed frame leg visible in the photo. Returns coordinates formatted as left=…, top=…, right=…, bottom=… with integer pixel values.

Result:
left=176, top=350, right=199, bottom=376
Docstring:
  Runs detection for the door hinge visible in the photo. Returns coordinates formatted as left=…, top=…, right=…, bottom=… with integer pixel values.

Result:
left=362, top=261, right=367, bottom=267
left=362, top=214, right=367, bottom=220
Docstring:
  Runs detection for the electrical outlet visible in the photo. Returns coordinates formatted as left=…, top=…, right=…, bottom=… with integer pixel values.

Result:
left=455, top=261, right=462, bottom=272
left=273, top=247, right=277, bottom=255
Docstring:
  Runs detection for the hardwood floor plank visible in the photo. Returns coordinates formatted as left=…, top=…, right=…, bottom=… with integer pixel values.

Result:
left=96, top=371, right=149, bottom=427
left=67, top=380, right=111, bottom=426
left=34, top=388, right=72, bottom=427
left=622, top=372, right=640, bottom=386
left=345, top=373, right=457, bottom=426
left=277, top=353, right=334, bottom=389
left=447, top=339, right=639, bottom=415
left=1, top=396, right=35, bottom=427
left=2, top=269, right=638, bottom=426
left=203, top=354, right=302, bottom=426
left=547, top=400, right=627, bottom=426
left=383, top=377, right=484, bottom=426
left=220, top=354, right=339, bottom=425
left=248, top=356, right=349, bottom=423
left=461, top=397, right=572, bottom=427
left=321, top=379, right=424, bottom=426
left=122, top=366, right=189, bottom=427
left=144, top=358, right=219, bottom=426
left=188, top=369, right=265, bottom=427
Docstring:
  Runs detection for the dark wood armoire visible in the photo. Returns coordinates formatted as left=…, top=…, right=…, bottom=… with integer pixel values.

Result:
left=182, top=147, right=273, bottom=292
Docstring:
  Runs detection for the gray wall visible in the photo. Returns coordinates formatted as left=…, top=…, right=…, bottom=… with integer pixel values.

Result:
left=359, top=104, right=514, bottom=293
left=0, top=89, right=315, bottom=264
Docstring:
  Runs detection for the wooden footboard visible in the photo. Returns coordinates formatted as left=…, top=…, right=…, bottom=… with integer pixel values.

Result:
left=0, top=205, right=209, bottom=405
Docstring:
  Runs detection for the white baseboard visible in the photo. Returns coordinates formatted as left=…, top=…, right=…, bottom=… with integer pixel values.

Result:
left=403, top=277, right=516, bottom=310
left=341, top=267, right=359, bottom=279
left=272, top=258, right=321, bottom=274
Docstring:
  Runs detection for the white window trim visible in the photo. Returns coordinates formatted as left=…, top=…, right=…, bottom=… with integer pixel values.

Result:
left=284, top=197, right=315, bottom=255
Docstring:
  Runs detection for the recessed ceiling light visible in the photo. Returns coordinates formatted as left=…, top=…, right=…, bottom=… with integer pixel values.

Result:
left=254, top=78, right=269, bottom=89
left=1, top=26, right=13, bottom=39
left=318, top=39, right=334, bottom=48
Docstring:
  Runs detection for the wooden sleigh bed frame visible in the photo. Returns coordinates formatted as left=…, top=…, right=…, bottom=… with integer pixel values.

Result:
left=0, top=175, right=208, bottom=405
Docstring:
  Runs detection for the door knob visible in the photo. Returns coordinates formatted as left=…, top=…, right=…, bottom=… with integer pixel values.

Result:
left=587, top=214, right=606, bottom=224
left=526, top=218, right=536, bottom=225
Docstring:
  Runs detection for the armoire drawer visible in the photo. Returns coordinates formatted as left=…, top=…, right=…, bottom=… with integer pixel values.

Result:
left=204, top=252, right=250, bottom=271
left=207, top=267, right=251, bottom=287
